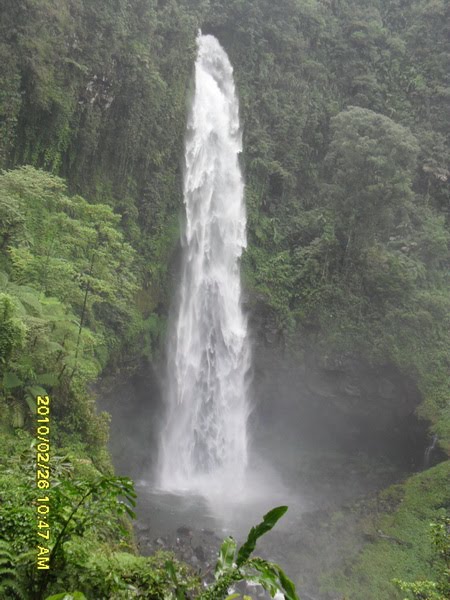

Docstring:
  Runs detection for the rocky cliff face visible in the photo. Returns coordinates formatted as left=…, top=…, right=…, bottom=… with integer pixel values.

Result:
left=251, top=324, right=429, bottom=474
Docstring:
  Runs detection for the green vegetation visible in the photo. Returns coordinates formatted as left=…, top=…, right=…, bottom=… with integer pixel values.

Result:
left=0, top=166, right=140, bottom=450
left=0, top=0, right=449, bottom=598
left=0, top=428, right=197, bottom=599
left=394, top=515, right=450, bottom=600
left=320, top=462, right=450, bottom=600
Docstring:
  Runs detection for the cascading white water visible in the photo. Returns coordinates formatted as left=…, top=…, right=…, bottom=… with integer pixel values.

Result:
left=158, top=32, right=251, bottom=496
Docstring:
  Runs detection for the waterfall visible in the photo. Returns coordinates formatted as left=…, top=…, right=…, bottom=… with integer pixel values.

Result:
left=158, top=33, right=251, bottom=496
left=423, top=434, right=438, bottom=469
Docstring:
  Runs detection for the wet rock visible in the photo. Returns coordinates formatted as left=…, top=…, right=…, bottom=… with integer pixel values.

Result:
left=194, top=545, right=205, bottom=561
left=177, top=525, right=192, bottom=537
left=342, top=382, right=362, bottom=397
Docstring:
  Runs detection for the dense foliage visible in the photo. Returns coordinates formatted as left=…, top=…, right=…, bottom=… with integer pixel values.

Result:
left=0, top=166, right=141, bottom=448
left=0, top=0, right=449, bottom=598
left=319, top=461, right=450, bottom=599
left=0, top=429, right=200, bottom=600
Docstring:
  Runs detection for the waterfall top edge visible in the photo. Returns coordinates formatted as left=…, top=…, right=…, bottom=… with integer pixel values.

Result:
left=196, top=33, right=234, bottom=79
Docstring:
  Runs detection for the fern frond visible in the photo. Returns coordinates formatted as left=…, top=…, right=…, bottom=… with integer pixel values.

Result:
left=0, top=557, right=14, bottom=567
left=0, top=550, right=14, bottom=563
left=0, top=578, right=27, bottom=600
left=15, top=549, right=36, bottom=565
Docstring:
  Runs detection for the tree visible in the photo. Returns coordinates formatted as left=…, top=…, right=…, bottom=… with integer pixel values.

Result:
left=0, top=167, right=138, bottom=352
left=0, top=292, right=26, bottom=379
left=323, top=106, right=419, bottom=264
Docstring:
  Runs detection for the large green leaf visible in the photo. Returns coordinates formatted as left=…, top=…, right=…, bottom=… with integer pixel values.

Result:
left=24, top=394, right=37, bottom=415
left=244, top=569, right=279, bottom=597
left=165, top=560, right=186, bottom=600
left=245, top=558, right=300, bottom=600
left=236, top=506, right=288, bottom=566
left=215, top=536, right=237, bottom=578
left=26, top=385, right=48, bottom=398
left=36, top=372, right=59, bottom=386
left=3, top=372, right=22, bottom=389
left=165, top=560, right=178, bottom=585
left=276, top=566, right=299, bottom=600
